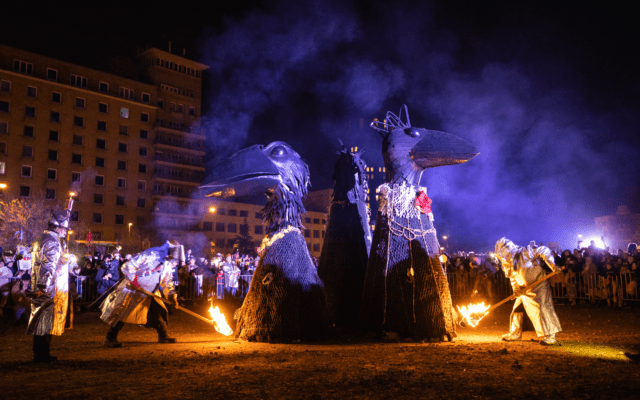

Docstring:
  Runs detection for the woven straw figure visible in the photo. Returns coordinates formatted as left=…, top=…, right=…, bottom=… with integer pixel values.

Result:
left=200, top=141, right=330, bottom=341
left=359, top=106, right=478, bottom=341
left=317, top=143, right=371, bottom=327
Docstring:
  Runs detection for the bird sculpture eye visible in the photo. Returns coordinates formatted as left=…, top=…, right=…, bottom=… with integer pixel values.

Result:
left=404, top=127, right=421, bottom=138
left=270, top=145, right=288, bottom=158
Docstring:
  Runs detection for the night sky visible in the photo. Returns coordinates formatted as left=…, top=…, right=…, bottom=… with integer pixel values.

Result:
left=2, top=1, right=638, bottom=250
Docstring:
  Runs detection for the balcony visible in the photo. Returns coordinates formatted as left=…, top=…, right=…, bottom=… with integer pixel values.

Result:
left=152, top=154, right=205, bottom=170
left=154, top=120, right=205, bottom=137
left=153, top=170, right=203, bottom=185
left=154, top=136, right=206, bottom=154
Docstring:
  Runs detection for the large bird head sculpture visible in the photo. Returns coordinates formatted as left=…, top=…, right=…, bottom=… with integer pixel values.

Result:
left=371, top=105, right=479, bottom=186
left=199, top=141, right=310, bottom=235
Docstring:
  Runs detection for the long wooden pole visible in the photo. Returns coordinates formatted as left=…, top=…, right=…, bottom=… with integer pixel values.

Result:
left=487, top=271, right=558, bottom=313
left=136, top=287, right=214, bottom=325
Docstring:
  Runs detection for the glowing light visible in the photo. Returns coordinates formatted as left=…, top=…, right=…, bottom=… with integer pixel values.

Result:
left=582, top=237, right=604, bottom=249
left=0, top=183, right=7, bottom=189
left=69, top=191, right=76, bottom=198
left=209, top=206, right=216, bottom=213
left=208, top=305, right=233, bottom=336
left=457, top=302, right=490, bottom=327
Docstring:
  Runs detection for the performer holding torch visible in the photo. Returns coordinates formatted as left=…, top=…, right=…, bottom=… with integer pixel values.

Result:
left=27, top=193, right=77, bottom=362
left=493, top=238, right=562, bottom=345
left=100, top=240, right=184, bottom=347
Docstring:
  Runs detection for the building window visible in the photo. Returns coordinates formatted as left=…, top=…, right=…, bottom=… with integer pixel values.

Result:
left=99, top=82, right=109, bottom=93
left=96, top=157, right=105, bottom=167
left=0, top=80, right=11, bottom=92
left=116, top=196, right=125, bottom=206
left=138, top=163, right=146, bottom=173
left=70, top=74, right=87, bottom=88
left=70, top=211, right=78, bottom=222
left=26, top=86, right=37, bottom=98
left=177, top=104, right=184, bottom=113
left=47, top=169, right=57, bottom=180
left=141, top=93, right=150, bottom=104
left=96, top=138, right=106, bottom=149
left=47, top=68, right=58, bottom=81
left=203, top=222, right=213, bottom=231
left=304, top=229, right=311, bottom=238
left=119, top=88, right=134, bottom=100
left=215, top=223, right=225, bottom=232
left=120, top=107, right=129, bottom=119
left=305, top=218, right=311, bottom=224
left=137, top=198, right=146, bottom=208
left=117, top=160, right=127, bottom=170
left=95, top=175, right=104, bottom=186
left=93, top=213, right=103, bottom=223
left=0, top=161, right=5, bottom=174
left=313, top=230, right=320, bottom=238
left=71, top=172, right=81, bottom=182
left=239, top=210, right=248, bottom=217
left=118, top=143, right=127, bottom=153
left=228, top=209, right=237, bottom=216
left=119, top=125, right=128, bottom=135
left=50, top=111, right=60, bottom=122
left=74, top=116, right=84, bottom=127
left=115, top=215, right=124, bottom=225
left=228, top=223, right=237, bottom=233
left=217, top=208, right=226, bottom=216
left=158, top=99, right=164, bottom=109
left=189, top=107, right=195, bottom=117
left=141, top=112, right=149, bottom=123
left=52, top=92, right=61, bottom=103
left=140, top=129, right=148, bottom=139
left=313, top=218, right=320, bottom=224
left=14, top=60, right=33, bottom=74
left=71, top=153, right=82, bottom=164
left=22, top=146, right=33, bottom=158
left=75, top=97, right=86, bottom=109
left=98, top=102, right=108, bottom=113
left=0, top=142, right=6, bottom=154
left=255, top=212, right=263, bottom=219
left=255, top=225, right=263, bottom=235
left=137, top=180, right=147, bottom=191
left=170, top=102, right=176, bottom=112
left=97, top=121, right=107, bottom=131
left=20, top=185, right=30, bottom=197
left=49, top=130, right=59, bottom=141
left=117, top=178, right=126, bottom=188
left=48, top=149, right=58, bottom=161
left=0, top=101, right=9, bottom=113
left=313, top=244, right=320, bottom=252
left=45, top=188, right=56, bottom=200
left=72, top=134, right=83, bottom=146
left=25, top=106, right=36, bottom=118
left=21, top=165, right=32, bottom=177
left=139, top=147, right=147, bottom=156
left=23, top=126, right=35, bottom=137
left=94, top=194, right=103, bottom=204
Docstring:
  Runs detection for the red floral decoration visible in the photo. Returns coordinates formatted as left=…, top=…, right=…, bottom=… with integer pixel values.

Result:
left=415, top=191, right=432, bottom=214
left=131, top=275, right=141, bottom=290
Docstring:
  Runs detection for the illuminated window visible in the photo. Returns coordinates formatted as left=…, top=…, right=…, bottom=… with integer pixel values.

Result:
left=120, top=108, right=129, bottom=119
left=0, top=161, right=5, bottom=174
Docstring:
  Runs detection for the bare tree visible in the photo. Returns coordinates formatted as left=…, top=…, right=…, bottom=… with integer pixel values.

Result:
left=0, top=197, right=58, bottom=246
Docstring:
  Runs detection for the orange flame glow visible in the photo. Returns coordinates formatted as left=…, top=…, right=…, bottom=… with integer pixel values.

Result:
left=457, top=302, right=490, bottom=328
left=208, top=305, right=233, bottom=336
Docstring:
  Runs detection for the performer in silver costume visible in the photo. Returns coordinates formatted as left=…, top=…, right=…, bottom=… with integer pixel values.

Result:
left=494, top=238, right=562, bottom=345
left=100, top=240, right=184, bottom=347
left=27, top=209, right=77, bottom=362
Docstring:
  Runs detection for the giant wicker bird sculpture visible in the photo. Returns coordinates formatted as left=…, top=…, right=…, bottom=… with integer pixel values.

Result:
left=359, top=105, right=478, bottom=341
left=199, top=141, right=330, bottom=341
left=317, top=142, right=371, bottom=327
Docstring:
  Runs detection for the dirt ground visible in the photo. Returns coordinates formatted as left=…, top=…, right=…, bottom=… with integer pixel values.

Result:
left=1, top=300, right=639, bottom=400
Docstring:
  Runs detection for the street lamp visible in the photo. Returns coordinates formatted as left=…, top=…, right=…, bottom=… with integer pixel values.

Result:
left=128, top=222, right=132, bottom=235
left=0, top=182, right=6, bottom=196
left=209, top=206, right=216, bottom=213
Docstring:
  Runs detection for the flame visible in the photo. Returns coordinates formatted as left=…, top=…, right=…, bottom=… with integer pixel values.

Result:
left=457, top=302, right=490, bottom=328
left=208, top=305, right=233, bottom=336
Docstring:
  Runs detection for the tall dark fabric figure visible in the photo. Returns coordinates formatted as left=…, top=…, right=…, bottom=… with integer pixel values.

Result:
left=200, top=141, right=330, bottom=341
left=359, top=106, right=478, bottom=341
left=317, top=143, right=371, bottom=327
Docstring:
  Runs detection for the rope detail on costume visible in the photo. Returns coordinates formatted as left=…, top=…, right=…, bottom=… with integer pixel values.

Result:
left=257, top=226, right=300, bottom=256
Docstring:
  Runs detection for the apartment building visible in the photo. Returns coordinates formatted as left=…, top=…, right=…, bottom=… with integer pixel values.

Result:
left=0, top=44, right=208, bottom=243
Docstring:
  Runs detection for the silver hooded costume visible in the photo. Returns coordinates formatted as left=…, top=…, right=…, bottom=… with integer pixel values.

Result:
left=494, top=238, right=561, bottom=342
left=100, top=242, right=178, bottom=326
left=27, top=230, right=74, bottom=336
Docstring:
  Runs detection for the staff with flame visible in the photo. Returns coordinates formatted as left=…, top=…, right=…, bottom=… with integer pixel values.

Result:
left=458, top=238, right=562, bottom=346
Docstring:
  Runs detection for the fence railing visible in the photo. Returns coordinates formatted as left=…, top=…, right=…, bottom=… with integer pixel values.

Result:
left=3, top=272, right=637, bottom=310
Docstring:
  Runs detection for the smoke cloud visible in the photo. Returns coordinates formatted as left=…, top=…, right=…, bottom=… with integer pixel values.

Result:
left=197, top=0, right=640, bottom=250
